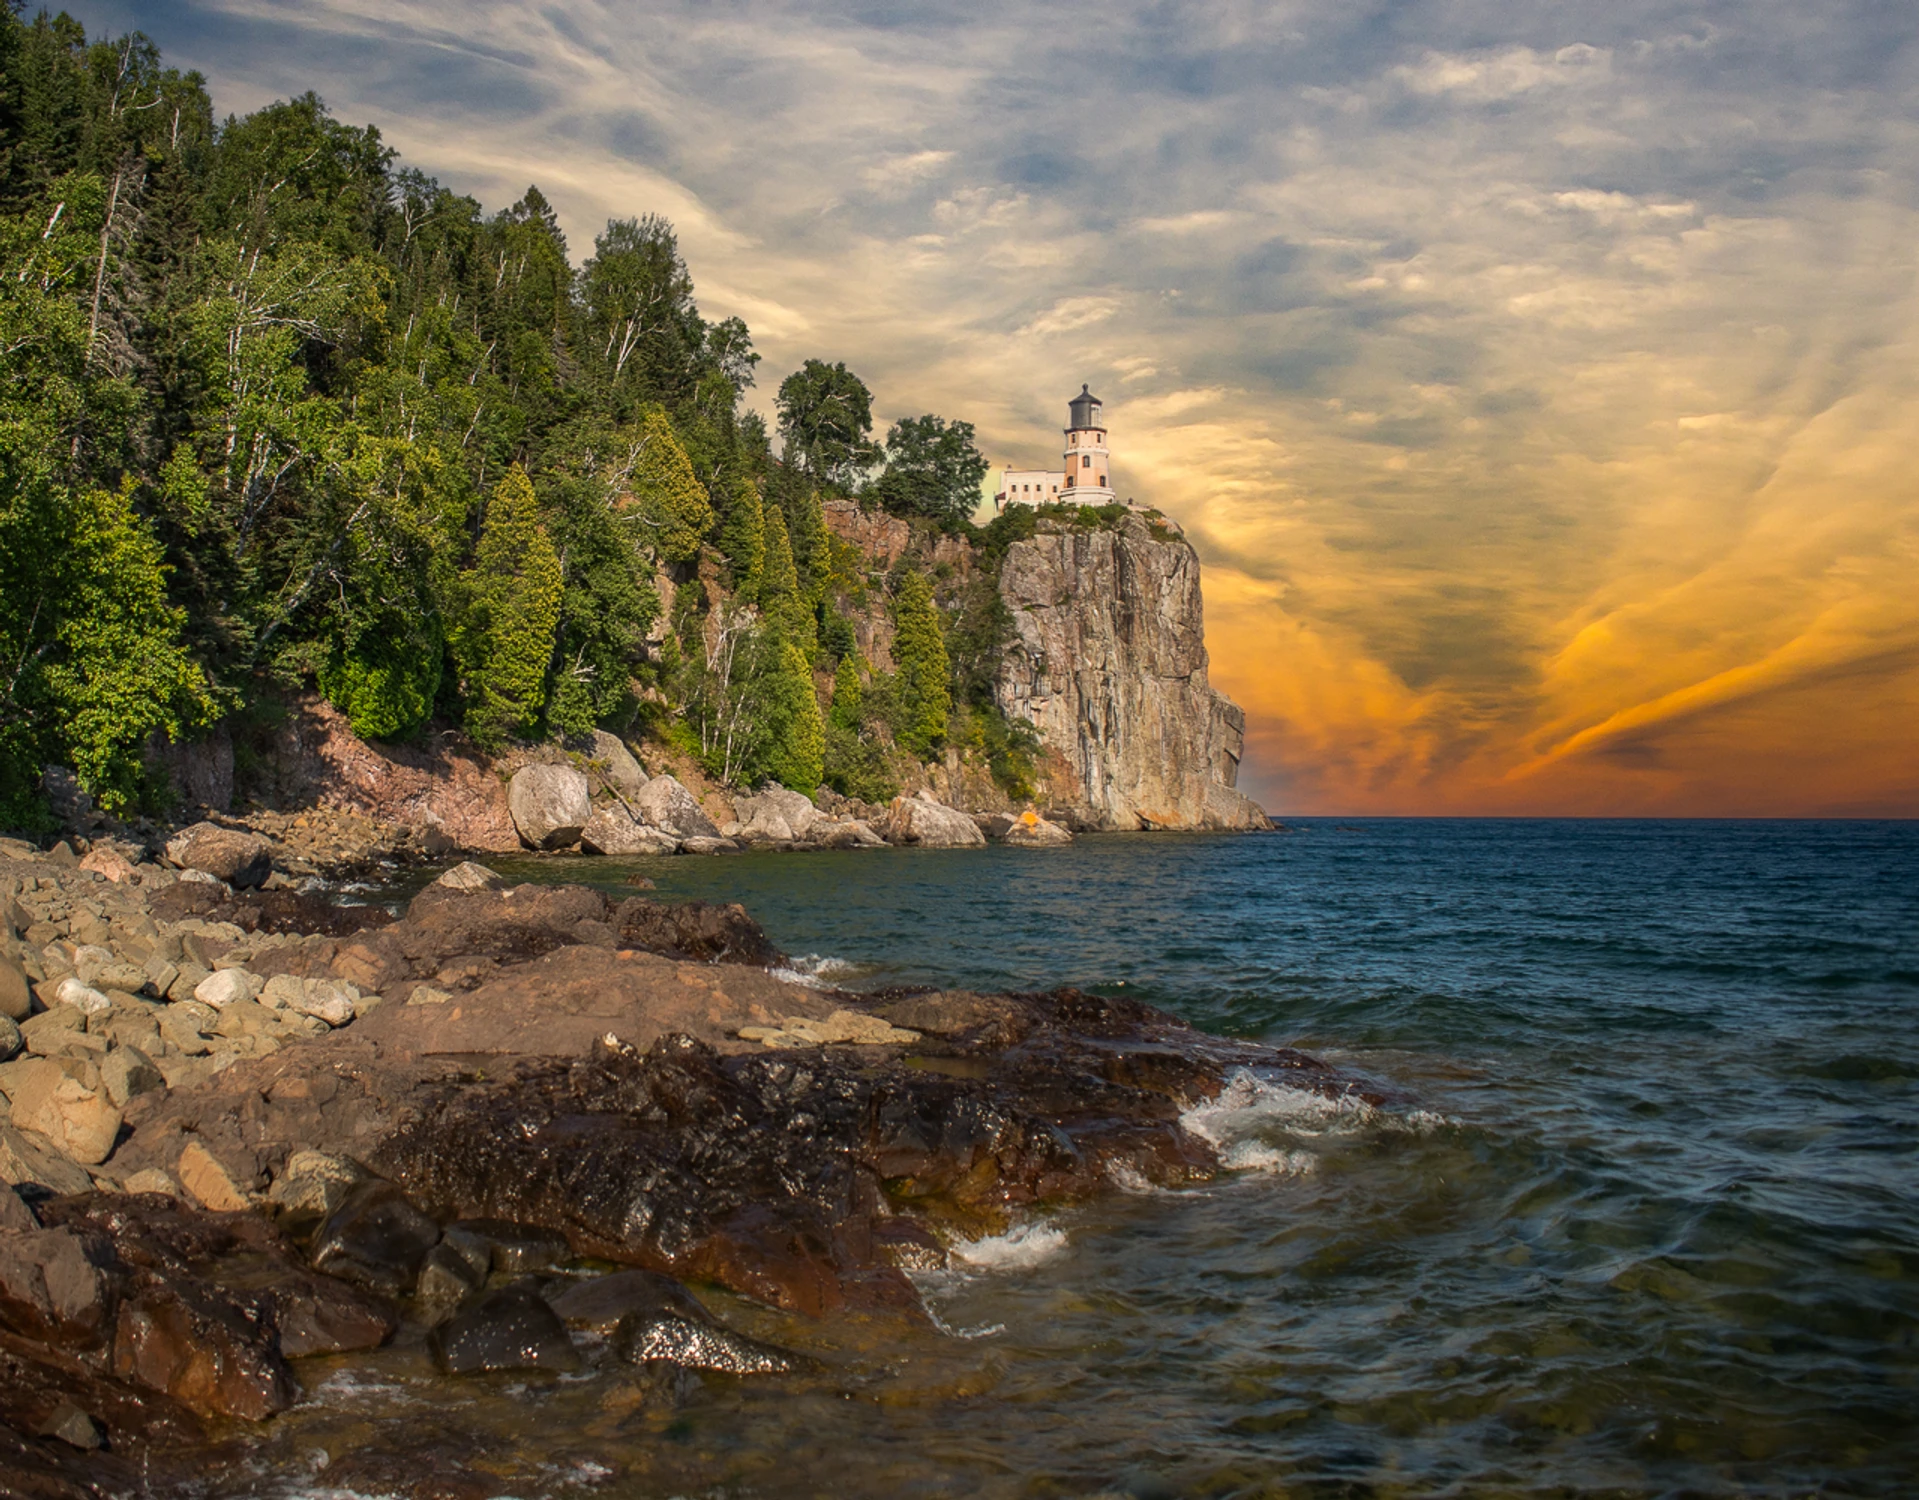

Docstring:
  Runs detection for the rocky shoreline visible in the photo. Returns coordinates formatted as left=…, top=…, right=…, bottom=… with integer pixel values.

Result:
left=0, top=830, right=1350, bottom=1498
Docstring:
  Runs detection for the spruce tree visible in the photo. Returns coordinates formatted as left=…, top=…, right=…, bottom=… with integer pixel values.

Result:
left=827, top=652, right=862, bottom=734
left=763, top=640, right=824, bottom=793
left=891, top=569, right=949, bottom=758
left=456, top=465, right=562, bottom=747
left=716, top=471, right=764, bottom=601
left=627, top=405, right=713, bottom=564
left=758, top=502, right=814, bottom=652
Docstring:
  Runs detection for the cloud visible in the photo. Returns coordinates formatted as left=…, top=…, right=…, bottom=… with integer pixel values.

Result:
left=79, top=0, right=1919, bottom=815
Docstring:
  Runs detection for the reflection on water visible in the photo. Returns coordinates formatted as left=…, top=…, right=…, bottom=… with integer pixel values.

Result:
left=214, top=820, right=1916, bottom=1497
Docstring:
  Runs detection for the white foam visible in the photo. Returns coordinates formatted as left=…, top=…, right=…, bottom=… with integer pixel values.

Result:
left=1181, top=1069, right=1376, bottom=1152
left=950, top=1221, right=1069, bottom=1270
left=1218, top=1142, right=1320, bottom=1176
left=768, top=953, right=864, bottom=989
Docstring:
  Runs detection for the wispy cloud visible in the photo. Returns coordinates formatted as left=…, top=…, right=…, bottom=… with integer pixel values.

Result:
left=79, top=0, right=1919, bottom=814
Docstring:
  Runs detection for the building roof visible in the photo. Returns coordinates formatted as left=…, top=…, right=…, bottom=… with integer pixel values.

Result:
left=1067, top=383, right=1103, bottom=429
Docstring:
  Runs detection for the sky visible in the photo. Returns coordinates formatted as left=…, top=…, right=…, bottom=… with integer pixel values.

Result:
left=75, top=0, right=1919, bottom=816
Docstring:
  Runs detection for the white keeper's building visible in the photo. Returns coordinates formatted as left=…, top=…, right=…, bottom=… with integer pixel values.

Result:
left=994, top=385, right=1119, bottom=512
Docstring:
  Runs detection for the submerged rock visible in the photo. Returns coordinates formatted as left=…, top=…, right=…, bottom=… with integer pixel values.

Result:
left=428, top=1284, right=580, bottom=1374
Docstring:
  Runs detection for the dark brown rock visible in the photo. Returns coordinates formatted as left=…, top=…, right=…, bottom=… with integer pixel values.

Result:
left=613, top=896, right=782, bottom=965
left=148, top=880, right=393, bottom=939
left=163, top=824, right=273, bottom=889
left=0, top=1227, right=119, bottom=1351
left=311, top=1178, right=440, bottom=1293
left=427, top=1284, right=580, bottom=1374
left=442, top=1218, right=569, bottom=1275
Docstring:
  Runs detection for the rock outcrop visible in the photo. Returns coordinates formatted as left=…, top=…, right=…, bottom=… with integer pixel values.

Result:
left=994, top=513, right=1268, bottom=831
left=507, top=765, right=591, bottom=850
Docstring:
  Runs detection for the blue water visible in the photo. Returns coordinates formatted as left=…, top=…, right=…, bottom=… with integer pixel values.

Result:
left=318, top=820, right=1919, bottom=1498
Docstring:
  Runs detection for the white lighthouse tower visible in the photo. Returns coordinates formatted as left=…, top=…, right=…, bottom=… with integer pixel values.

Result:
left=1061, top=384, right=1114, bottom=503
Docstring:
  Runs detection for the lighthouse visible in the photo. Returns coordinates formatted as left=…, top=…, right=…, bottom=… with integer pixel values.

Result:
left=994, top=384, right=1122, bottom=511
left=1061, top=384, right=1113, bottom=502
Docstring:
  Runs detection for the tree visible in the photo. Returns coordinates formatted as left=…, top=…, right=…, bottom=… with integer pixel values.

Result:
left=827, top=652, right=862, bottom=734
left=455, top=466, right=562, bottom=747
left=761, top=641, right=823, bottom=792
left=715, top=472, right=764, bottom=600
left=757, top=502, right=814, bottom=652
left=775, top=358, right=877, bottom=488
left=871, top=413, right=989, bottom=529
left=891, top=569, right=949, bottom=757
left=618, top=406, right=713, bottom=564
left=580, top=214, right=705, bottom=415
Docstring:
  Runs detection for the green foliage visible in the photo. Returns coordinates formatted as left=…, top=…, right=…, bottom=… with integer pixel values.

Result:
left=775, top=358, right=877, bottom=488
left=827, top=652, right=863, bottom=734
left=821, top=653, right=896, bottom=802
left=762, top=642, right=824, bottom=793
left=622, top=406, right=714, bottom=564
left=715, top=472, right=764, bottom=600
left=871, top=413, right=989, bottom=529
left=890, top=569, right=949, bottom=758
left=455, top=466, right=562, bottom=747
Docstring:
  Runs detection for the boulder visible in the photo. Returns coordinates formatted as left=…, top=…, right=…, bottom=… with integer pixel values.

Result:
left=507, top=764, right=592, bottom=850
left=815, top=819, right=887, bottom=849
left=588, top=730, right=649, bottom=800
left=429, top=1284, right=581, bottom=1375
left=0, top=1226, right=118, bottom=1350
left=442, top=1218, right=570, bottom=1275
left=630, top=774, right=721, bottom=840
left=261, top=974, right=357, bottom=1027
left=431, top=861, right=504, bottom=893
left=579, top=806, right=679, bottom=856
left=164, top=823, right=272, bottom=889
left=736, top=807, right=795, bottom=844
left=193, top=968, right=261, bottom=1009
left=0, top=953, right=30, bottom=1022
left=311, top=1178, right=440, bottom=1293
left=0, top=1122, right=94, bottom=1195
left=413, top=1241, right=483, bottom=1326
left=614, top=897, right=782, bottom=966
left=78, top=846, right=135, bottom=883
left=879, top=793, right=987, bottom=848
left=1003, top=809, right=1074, bottom=847
left=736, top=785, right=822, bottom=841
left=99, top=1047, right=164, bottom=1108
left=678, top=835, right=740, bottom=856
left=7, top=1058, right=122, bottom=1165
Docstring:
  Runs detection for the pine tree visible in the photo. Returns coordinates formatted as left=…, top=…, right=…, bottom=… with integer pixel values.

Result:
left=716, top=471, right=764, bottom=601
left=892, top=569, right=949, bottom=758
left=627, top=405, right=713, bottom=564
left=827, top=652, right=862, bottom=734
left=455, top=465, right=562, bottom=747
left=758, top=501, right=814, bottom=652
left=762, top=640, right=824, bottom=792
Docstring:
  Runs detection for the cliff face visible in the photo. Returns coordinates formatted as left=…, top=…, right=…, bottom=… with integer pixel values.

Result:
left=993, top=514, right=1268, bottom=831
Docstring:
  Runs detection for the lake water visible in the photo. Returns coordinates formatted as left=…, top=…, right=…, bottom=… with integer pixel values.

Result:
left=264, top=820, right=1918, bottom=1498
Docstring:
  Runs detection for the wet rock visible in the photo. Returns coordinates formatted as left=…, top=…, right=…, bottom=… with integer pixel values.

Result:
left=613, top=896, right=781, bottom=966
left=0, top=1227, right=118, bottom=1350
left=6, top=1059, right=122, bottom=1165
left=678, top=835, right=741, bottom=856
left=508, top=764, right=591, bottom=850
left=630, top=774, right=721, bottom=840
left=442, top=1218, right=569, bottom=1275
left=548, top=1267, right=707, bottom=1336
left=427, top=1284, right=581, bottom=1374
left=111, top=1274, right=296, bottom=1420
left=612, top=1302, right=804, bottom=1375
left=579, top=805, right=678, bottom=856
left=879, top=793, right=988, bottom=848
left=147, top=880, right=393, bottom=940
left=311, top=1178, right=440, bottom=1293
left=413, top=1241, right=485, bottom=1325
left=266, top=1149, right=366, bottom=1230
left=35, top=1398, right=102, bottom=1449
left=431, top=861, right=504, bottom=893
left=164, top=823, right=273, bottom=889
left=270, top=1271, right=396, bottom=1359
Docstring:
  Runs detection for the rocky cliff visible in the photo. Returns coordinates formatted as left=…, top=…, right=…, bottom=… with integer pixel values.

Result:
left=993, top=514, right=1268, bottom=832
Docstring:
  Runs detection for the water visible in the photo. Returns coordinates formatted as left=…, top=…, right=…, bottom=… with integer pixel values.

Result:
left=259, top=820, right=1919, bottom=1498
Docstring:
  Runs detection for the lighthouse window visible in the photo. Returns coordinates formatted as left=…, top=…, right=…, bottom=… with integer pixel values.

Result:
left=1082, top=455, right=1092, bottom=468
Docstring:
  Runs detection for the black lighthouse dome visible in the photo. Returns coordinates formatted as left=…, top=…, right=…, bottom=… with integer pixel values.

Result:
left=1068, top=384, right=1103, bottom=430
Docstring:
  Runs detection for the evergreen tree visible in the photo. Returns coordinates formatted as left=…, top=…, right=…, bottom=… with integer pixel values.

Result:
left=891, top=569, right=949, bottom=757
left=624, top=405, right=713, bottom=564
left=758, top=502, right=814, bottom=653
left=455, top=465, right=562, bottom=747
left=827, top=652, right=862, bottom=734
left=762, top=641, right=823, bottom=792
left=716, top=471, right=764, bottom=600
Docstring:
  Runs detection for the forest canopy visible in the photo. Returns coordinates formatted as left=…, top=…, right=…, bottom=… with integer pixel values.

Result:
left=0, top=6, right=1012, bottom=829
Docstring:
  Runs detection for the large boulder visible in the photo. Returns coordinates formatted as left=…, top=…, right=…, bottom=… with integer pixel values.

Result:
left=879, top=793, right=987, bottom=848
left=1003, top=809, right=1074, bottom=847
left=163, top=823, right=272, bottom=889
left=630, top=774, right=721, bottom=840
left=588, top=730, right=649, bottom=800
left=7, top=1058, right=122, bottom=1165
left=507, top=764, right=591, bottom=850
left=0, top=953, right=31, bottom=1022
left=579, top=806, right=679, bottom=856
left=815, top=819, right=888, bottom=850
left=430, top=860, right=504, bottom=893
left=736, top=785, right=822, bottom=841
